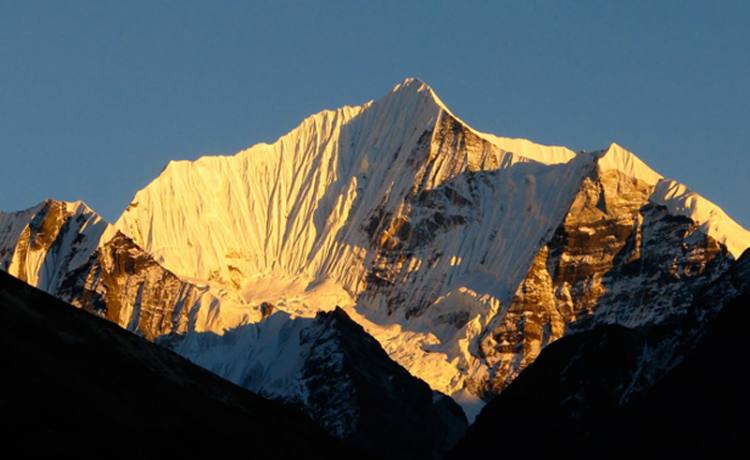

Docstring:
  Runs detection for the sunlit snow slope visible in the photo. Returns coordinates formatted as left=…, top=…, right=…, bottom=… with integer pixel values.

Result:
left=111, top=78, right=750, bottom=415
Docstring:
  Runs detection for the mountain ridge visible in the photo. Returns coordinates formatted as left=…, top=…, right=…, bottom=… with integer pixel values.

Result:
left=450, top=248, right=750, bottom=457
left=111, top=78, right=750, bottom=407
left=2, top=78, right=749, bottom=421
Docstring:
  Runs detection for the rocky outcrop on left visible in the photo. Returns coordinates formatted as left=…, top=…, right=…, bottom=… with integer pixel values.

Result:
left=0, top=269, right=354, bottom=458
left=59, top=231, right=211, bottom=340
left=0, top=199, right=213, bottom=339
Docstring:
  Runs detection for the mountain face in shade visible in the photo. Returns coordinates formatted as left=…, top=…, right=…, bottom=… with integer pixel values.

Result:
left=166, top=307, right=468, bottom=460
left=450, top=249, right=750, bottom=457
left=287, top=307, right=467, bottom=459
left=2, top=77, right=749, bottom=429
left=0, top=269, right=353, bottom=458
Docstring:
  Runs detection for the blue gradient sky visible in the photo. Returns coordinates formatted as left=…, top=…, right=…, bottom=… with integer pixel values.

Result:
left=1, top=1, right=748, bottom=226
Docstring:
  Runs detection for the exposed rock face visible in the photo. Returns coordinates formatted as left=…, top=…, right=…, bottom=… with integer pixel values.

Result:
left=360, top=112, right=508, bottom=316
left=260, top=301, right=274, bottom=319
left=475, top=167, right=733, bottom=396
left=473, top=245, right=562, bottom=397
left=450, top=249, right=750, bottom=458
left=0, top=199, right=215, bottom=341
left=59, top=232, right=210, bottom=340
left=0, top=200, right=108, bottom=290
left=7, top=200, right=67, bottom=283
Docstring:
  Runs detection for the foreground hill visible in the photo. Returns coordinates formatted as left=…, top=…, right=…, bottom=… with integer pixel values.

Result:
left=0, top=270, right=353, bottom=458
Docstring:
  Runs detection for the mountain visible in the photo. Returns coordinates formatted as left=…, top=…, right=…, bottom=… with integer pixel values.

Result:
left=0, top=198, right=466, bottom=459
left=450, top=248, right=750, bottom=457
left=0, top=268, right=353, bottom=458
left=113, top=77, right=750, bottom=411
left=166, top=306, right=467, bottom=459
left=0, top=199, right=223, bottom=339
left=2, top=77, right=749, bottom=437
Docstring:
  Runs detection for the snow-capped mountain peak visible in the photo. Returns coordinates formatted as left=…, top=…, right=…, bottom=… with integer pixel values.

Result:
left=597, top=142, right=663, bottom=185
left=0, top=199, right=112, bottom=290
left=3, top=79, right=750, bottom=424
left=391, top=77, right=578, bottom=166
left=108, top=79, right=750, bottom=413
left=588, top=142, right=750, bottom=258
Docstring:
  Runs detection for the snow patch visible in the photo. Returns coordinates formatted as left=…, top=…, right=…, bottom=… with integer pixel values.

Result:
left=597, top=143, right=663, bottom=186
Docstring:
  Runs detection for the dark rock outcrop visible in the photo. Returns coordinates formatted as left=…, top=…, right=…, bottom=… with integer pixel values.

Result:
left=300, top=307, right=468, bottom=459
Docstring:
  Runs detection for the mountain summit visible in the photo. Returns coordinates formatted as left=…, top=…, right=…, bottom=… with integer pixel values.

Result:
left=3, top=79, right=749, bottom=425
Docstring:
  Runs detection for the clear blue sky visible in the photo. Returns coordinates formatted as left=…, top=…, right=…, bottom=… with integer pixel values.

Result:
left=1, top=0, right=748, bottom=227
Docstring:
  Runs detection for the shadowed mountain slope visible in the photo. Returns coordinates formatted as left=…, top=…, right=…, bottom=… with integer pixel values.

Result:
left=0, top=270, right=355, bottom=458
